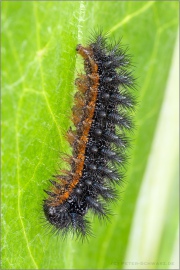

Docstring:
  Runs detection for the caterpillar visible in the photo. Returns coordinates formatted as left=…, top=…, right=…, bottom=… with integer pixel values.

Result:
left=43, top=32, right=136, bottom=239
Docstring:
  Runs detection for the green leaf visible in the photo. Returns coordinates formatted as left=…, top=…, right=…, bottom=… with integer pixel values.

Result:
left=2, top=1, right=179, bottom=269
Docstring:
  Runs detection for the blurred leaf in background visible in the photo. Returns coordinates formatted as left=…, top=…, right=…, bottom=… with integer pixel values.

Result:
left=1, top=1, right=179, bottom=269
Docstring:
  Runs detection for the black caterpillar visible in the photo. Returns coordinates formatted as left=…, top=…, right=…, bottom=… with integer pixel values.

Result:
left=43, top=32, right=136, bottom=239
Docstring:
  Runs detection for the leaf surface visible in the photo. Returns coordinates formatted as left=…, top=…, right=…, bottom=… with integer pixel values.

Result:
left=2, top=2, right=179, bottom=269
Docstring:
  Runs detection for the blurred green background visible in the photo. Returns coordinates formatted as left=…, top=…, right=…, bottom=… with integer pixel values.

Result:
left=1, top=1, right=179, bottom=269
